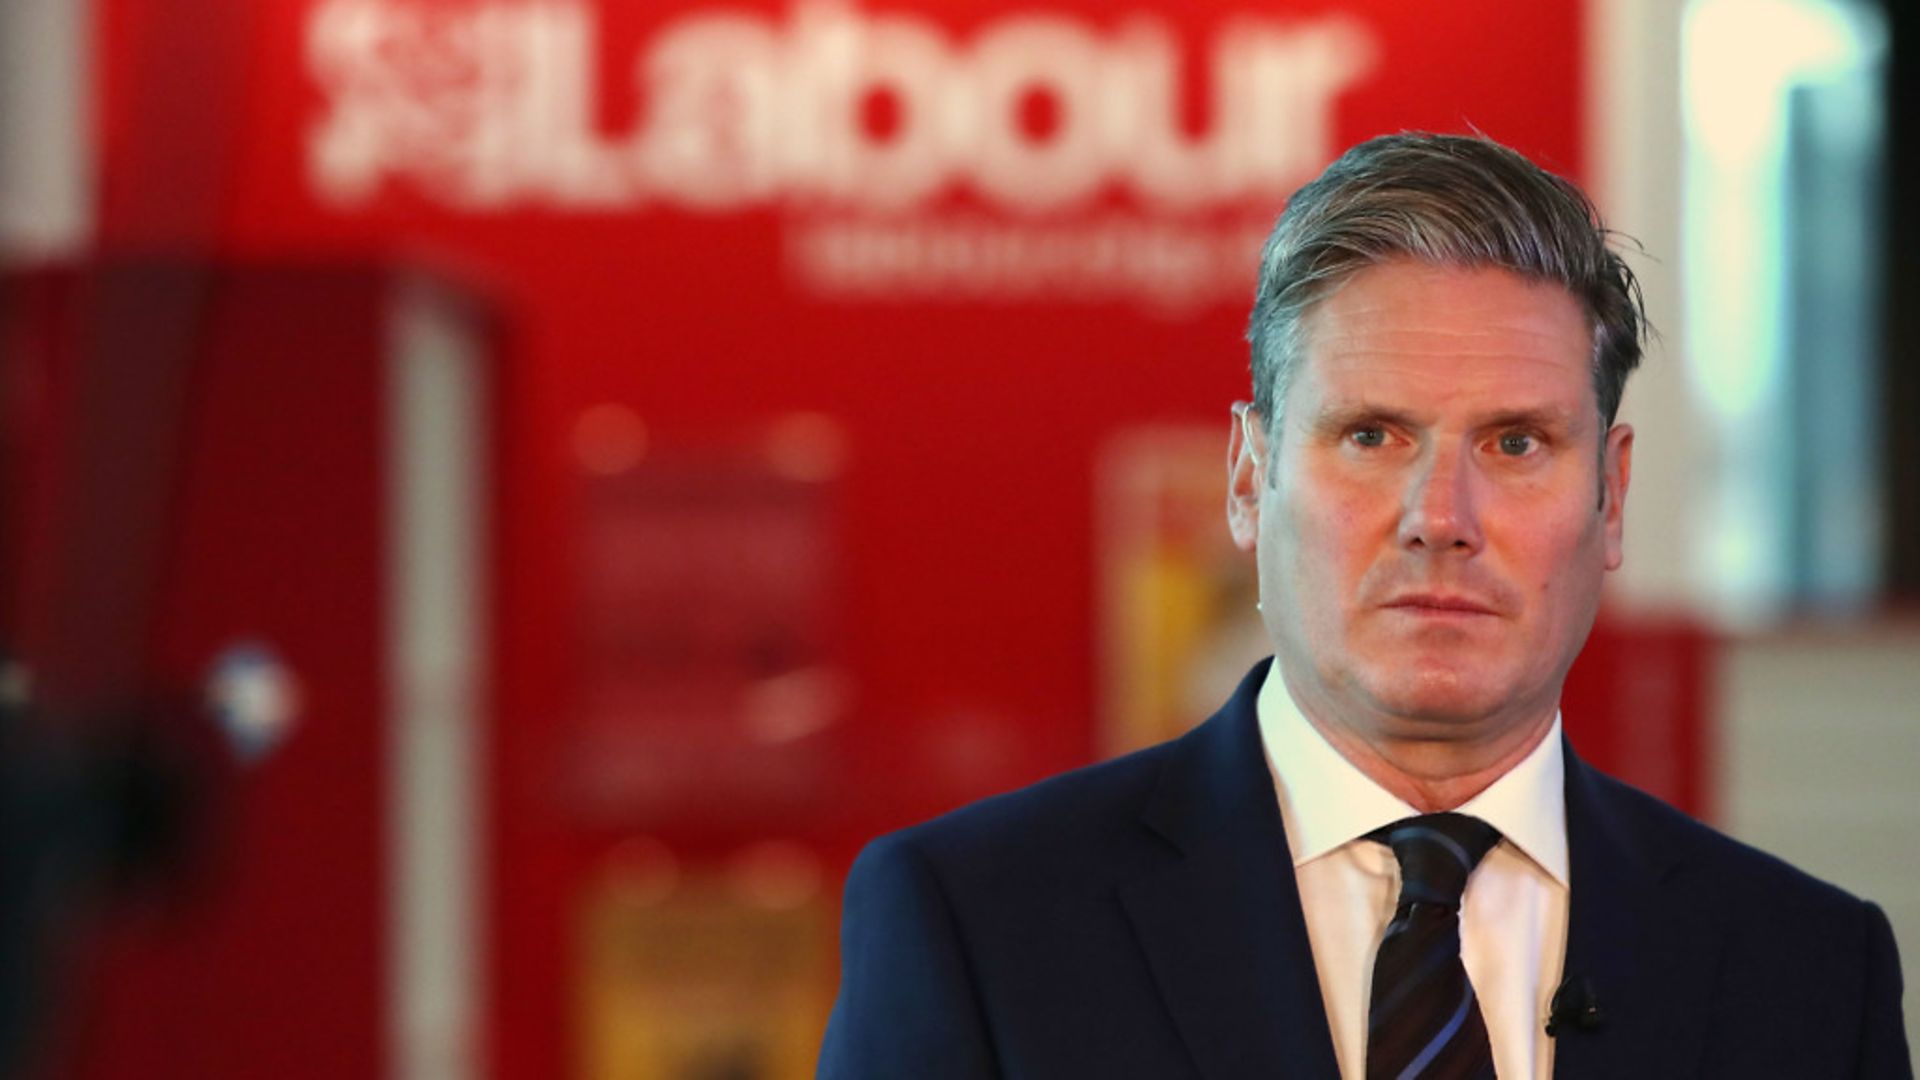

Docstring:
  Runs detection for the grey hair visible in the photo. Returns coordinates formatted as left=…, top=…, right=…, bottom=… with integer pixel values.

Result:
left=1247, top=132, right=1647, bottom=433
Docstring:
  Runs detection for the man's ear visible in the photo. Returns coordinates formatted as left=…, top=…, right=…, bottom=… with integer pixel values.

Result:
left=1227, top=403, right=1265, bottom=553
left=1602, top=422, right=1633, bottom=571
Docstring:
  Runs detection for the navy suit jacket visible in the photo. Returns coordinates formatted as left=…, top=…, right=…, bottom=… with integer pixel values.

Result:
left=819, top=660, right=1910, bottom=1078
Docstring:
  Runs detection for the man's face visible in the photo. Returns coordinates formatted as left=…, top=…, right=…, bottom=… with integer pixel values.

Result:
left=1228, top=260, right=1632, bottom=746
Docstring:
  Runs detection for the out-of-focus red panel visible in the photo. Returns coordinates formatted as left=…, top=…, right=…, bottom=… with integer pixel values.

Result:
left=4, top=264, right=395, bottom=1080
left=1563, top=617, right=1717, bottom=819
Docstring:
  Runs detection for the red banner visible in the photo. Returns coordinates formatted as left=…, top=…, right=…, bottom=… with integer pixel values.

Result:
left=85, top=2, right=1588, bottom=1075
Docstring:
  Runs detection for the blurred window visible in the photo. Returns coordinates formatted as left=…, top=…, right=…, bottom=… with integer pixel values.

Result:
left=1681, top=0, right=1888, bottom=621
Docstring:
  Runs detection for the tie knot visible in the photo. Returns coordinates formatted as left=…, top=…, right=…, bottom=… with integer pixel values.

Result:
left=1370, top=813, right=1502, bottom=910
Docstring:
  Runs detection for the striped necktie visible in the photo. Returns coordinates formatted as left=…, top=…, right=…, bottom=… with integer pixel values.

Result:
left=1365, top=813, right=1503, bottom=1080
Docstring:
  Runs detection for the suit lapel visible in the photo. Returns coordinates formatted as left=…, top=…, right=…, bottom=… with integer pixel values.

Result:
left=1553, top=744, right=1725, bottom=1079
left=1117, top=663, right=1341, bottom=1080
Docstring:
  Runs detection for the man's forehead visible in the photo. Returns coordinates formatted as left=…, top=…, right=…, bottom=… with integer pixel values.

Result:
left=1302, top=261, right=1590, bottom=341
left=1288, top=262, right=1597, bottom=401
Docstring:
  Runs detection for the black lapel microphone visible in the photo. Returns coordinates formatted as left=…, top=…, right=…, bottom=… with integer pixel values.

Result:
left=1545, top=974, right=1605, bottom=1036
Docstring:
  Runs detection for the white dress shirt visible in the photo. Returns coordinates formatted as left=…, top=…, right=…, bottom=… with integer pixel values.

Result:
left=1256, top=669, right=1570, bottom=1080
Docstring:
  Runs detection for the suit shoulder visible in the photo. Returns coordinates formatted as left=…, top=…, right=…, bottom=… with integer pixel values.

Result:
left=861, top=736, right=1182, bottom=880
left=1585, top=765, right=1874, bottom=914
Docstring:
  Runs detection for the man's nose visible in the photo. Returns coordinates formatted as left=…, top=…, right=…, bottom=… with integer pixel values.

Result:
left=1397, top=442, right=1484, bottom=553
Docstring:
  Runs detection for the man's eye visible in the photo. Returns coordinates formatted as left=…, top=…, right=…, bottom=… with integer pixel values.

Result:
left=1350, top=427, right=1387, bottom=448
left=1496, top=432, right=1537, bottom=456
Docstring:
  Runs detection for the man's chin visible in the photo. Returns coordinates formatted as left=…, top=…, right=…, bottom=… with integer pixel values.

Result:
left=1355, top=672, right=1515, bottom=733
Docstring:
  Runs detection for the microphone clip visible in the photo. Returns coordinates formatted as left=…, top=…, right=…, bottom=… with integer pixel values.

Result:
left=1545, top=974, right=1605, bottom=1037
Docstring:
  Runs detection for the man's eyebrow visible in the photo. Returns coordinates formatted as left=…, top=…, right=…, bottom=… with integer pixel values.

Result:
left=1306, top=403, right=1422, bottom=432
left=1479, top=406, right=1583, bottom=432
left=1305, top=403, right=1588, bottom=433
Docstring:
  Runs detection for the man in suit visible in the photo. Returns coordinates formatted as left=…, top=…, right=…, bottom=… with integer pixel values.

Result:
left=817, top=133, right=1910, bottom=1078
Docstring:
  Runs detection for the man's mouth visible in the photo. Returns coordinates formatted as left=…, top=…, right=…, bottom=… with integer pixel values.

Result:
left=1382, top=593, right=1500, bottom=617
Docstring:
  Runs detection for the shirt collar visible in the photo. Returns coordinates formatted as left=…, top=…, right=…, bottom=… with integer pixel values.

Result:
left=1256, top=663, right=1569, bottom=886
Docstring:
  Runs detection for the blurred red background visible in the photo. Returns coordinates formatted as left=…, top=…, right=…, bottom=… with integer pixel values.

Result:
left=4, top=2, right=1716, bottom=1078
